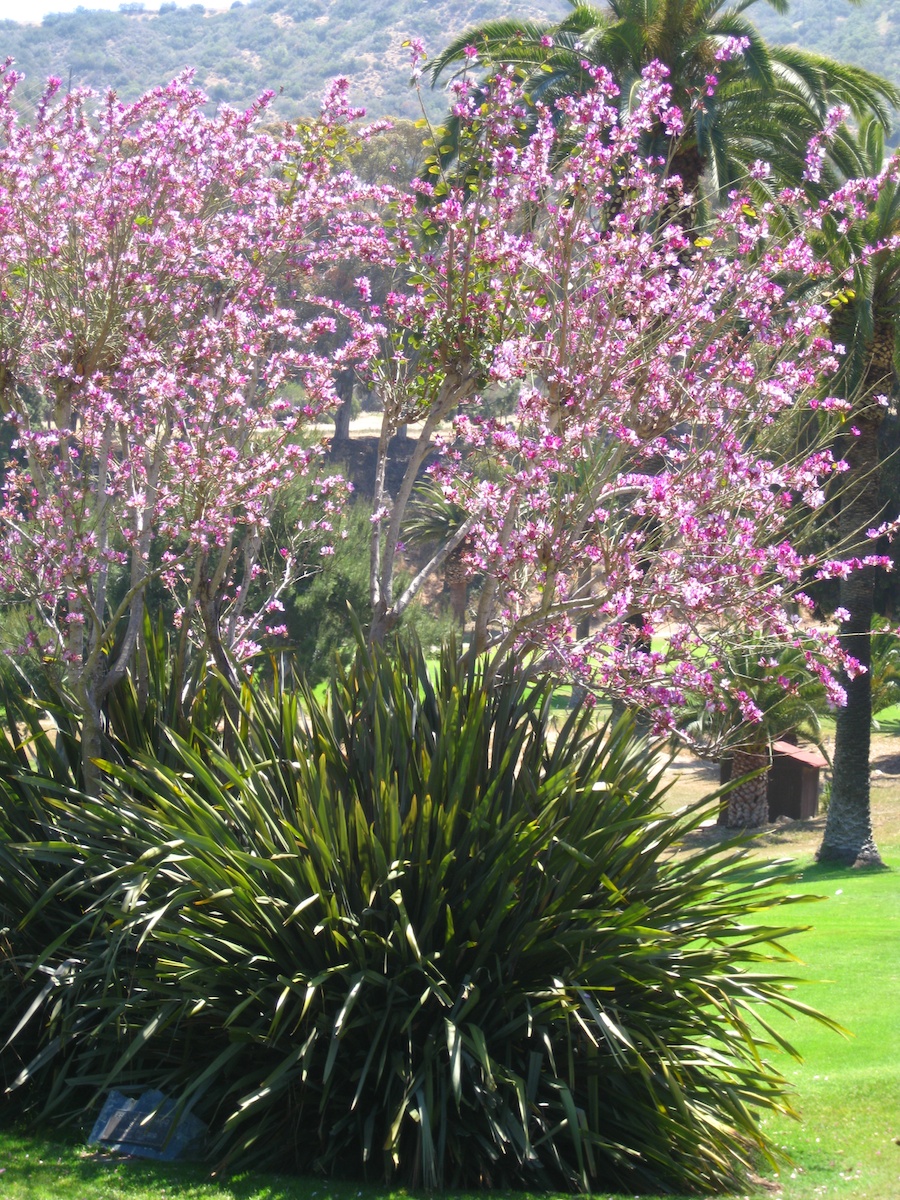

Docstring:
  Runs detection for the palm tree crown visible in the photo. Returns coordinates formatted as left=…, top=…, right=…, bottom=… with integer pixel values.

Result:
left=432, top=1, right=899, bottom=200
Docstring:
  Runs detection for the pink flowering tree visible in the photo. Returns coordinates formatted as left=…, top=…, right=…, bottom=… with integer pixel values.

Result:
left=1, top=49, right=894, bottom=800
left=352, top=48, right=891, bottom=742
left=0, top=68, right=385, bottom=789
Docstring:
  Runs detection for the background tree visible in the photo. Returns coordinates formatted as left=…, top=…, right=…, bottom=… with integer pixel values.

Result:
left=0, top=72, right=380, bottom=789
left=431, top=0, right=898, bottom=203
left=679, top=638, right=828, bottom=827
left=349, top=52, right=882, bottom=725
left=808, top=118, right=900, bottom=865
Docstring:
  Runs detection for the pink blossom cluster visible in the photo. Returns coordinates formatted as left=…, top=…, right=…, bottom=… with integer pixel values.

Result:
left=349, top=61, right=892, bottom=729
left=0, top=68, right=379, bottom=697
left=0, top=54, right=893, bottom=745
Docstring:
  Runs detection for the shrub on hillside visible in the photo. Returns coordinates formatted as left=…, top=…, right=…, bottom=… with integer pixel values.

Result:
left=2, top=637, right=836, bottom=1192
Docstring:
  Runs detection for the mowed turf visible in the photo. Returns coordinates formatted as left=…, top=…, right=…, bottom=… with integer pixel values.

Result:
left=1, top=856, right=897, bottom=1200
left=756, top=858, right=900, bottom=1200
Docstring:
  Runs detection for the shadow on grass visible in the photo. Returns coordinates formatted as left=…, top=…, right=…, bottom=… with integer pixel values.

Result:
left=792, top=859, right=894, bottom=883
left=703, top=855, right=895, bottom=892
left=0, top=1127, right=389, bottom=1200
left=0, top=1158, right=350, bottom=1200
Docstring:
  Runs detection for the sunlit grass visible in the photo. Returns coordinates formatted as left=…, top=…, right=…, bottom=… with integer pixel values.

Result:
left=755, top=857, right=900, bottom=1200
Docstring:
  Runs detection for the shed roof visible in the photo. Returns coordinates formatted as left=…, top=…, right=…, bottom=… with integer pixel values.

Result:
left=772, top=740, right=828, bottom=769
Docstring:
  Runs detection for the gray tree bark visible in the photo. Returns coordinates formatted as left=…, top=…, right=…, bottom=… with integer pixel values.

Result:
left=332, top=368, right=354, bottom=444
left=818, top=366, right=889, bottom=866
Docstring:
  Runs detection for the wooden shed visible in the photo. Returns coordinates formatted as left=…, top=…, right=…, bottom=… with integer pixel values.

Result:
left=767, top=741, right=827, bottom=821
left=719, top=741, right=828, bottom=821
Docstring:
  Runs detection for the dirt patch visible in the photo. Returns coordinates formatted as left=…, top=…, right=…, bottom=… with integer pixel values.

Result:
left=870, top=748, right=900, bottom=776
left=660, top=731, right=900, bottom=859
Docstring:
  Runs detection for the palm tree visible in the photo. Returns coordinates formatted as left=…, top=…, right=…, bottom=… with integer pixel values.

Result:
left=809, top=118, right=900, bottom=867
left=431, top=1, right=898, bottom=203
left=403, top=480, right=474, bottom=625
left=869, top=619, right=900, bottom=727
left=679, top=638, right=828, bottom=828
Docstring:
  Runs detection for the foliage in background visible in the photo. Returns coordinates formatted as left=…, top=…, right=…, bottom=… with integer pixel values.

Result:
left=431, top=0, right=898, bottom=206
left=869, top=617, right=900, bottom=723
left=3, top=634, right=839, bottom=1194
left=676, top=637, right=830, bottom=827
left=285, top=503, right=373, bottom=679
left=677, top=637, right=830, bottom=758
left=0, top=0, right=568, bottom=123
left=754, top=0, right=900, bottom=137
left=284, top=502, right=455, bottom=681
left=3, top=0, right=899, bottom=139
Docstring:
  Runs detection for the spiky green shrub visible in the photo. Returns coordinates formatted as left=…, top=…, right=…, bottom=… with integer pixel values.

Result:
left=0, top=635, right=223, bottom=1107
left=0, top=679, right=92, bottom=1103
left=5, top=637, right=835, bottom=1192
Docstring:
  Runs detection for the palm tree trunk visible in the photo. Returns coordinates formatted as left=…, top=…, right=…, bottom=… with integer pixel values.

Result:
left=823, top=595, right=882, bottom=865
left=668, top=144, right=705, bottom=233
left=818, top=410, right=886, bottom=866
left=818, top=325, right=891, bottom=867
left=670, top=145, right=705, bottom=198
left=723, top=749, right=770, bottom=828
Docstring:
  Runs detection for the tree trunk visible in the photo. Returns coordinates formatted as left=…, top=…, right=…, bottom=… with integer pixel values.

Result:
left=722, top=749, right=770, bottom=828
left=668, top=144, right=705, bottom=233
left=822, top=625, right=882, bottom=865
left=670, top=144, right=705, bottom=198
left=818, top=445, right=884, bottom=865
left=445, top=545, right=468, bottom=626
left=818, top=329, right=891, bottom=868
left=332, top=368, right=354, bottom=445
left=369, top=601, right=399, bottom=645
left=76, top=669, right=104, bottom=798
left=199, top=592, right=240, bottom=756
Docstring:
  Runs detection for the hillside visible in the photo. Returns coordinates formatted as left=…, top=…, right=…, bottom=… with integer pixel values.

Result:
left=0, top=0, right=567, bottom=121
left=0, top=1, right=896, bottom=124
left=752, top=0, right=899, bottom=80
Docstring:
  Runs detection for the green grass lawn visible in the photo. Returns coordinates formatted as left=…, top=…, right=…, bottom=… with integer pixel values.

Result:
left=872, top=701, right=900, bottom=735
left=2, top=855, right=897, bottom=1200
left=754, top=858, right=900, bottom=1200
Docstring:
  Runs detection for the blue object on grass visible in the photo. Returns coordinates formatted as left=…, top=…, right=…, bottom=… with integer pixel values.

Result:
left=88, top=1089, right=207, bottom=1161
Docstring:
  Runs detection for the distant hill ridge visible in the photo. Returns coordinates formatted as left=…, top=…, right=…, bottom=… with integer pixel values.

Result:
left=0, top=0, right=896, bottom=123
left=0, top=0, right=567, bottom=120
